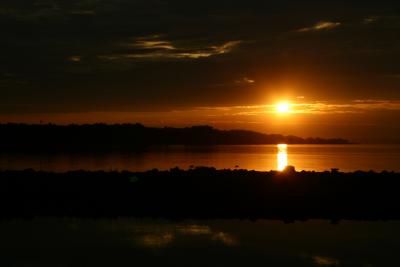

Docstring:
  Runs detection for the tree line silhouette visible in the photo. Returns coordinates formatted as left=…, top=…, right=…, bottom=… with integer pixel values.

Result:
left=0, top=123, right=349, bottom=152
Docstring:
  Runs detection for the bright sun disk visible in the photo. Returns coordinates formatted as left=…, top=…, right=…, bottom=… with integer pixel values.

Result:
left=276, top=102, right=291, bottom=113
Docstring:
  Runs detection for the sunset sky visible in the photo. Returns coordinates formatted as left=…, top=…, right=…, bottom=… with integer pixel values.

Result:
left=1, top=1, right=400, bottom=142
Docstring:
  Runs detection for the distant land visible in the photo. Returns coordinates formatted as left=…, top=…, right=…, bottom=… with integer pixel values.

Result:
left=0, top=123, right=349, bottom=152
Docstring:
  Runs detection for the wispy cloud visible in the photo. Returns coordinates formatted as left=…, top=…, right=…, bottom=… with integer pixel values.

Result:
left=212, top=232, right=238, bottom=246
left=297, top=21, right=342, bottom=33
left=197, top=100, right=400, bottom=116
left=312, top=256, right=339, bottom=266
left=99, top=35, right=242, bottom=61
left=364, top=16, right=379, bottom=24
left=139, top=233, right=174, bottom=248
left=6, top=100, right=400, bottom=125
left=129, top=35, right=176, bottom=50
left=67, top=56, right=82, bottom=63
left=176, top=225, right=212, bottom=235
left=235, top=77, right=255, bottom=84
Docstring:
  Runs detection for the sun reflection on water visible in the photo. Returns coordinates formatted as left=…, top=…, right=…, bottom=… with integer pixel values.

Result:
left=277, top=144, right=288, bottom=171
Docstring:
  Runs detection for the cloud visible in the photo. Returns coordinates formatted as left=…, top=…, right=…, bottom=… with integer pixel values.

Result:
left=312, top=256, right=339, bottom=266
left=290, top=100, right=400, bottom=114
left=297, top=21, right=342, bottom=32
left=2, top=1, right=400, bottom=118
left=364, top=16, right=379, bottom=24
left=196, top=99, right=400, bottom=116
left=211, top=41, right=242, bottom=54
left=211, top=232, right=238, bottom=246
left=67, top=56, right=82, bottom=63
left=235, top=77, right=255, bottom=84
left=3, top=99, right=400, bottom=125
left=176, top=225, right=212, bottom=235
left=129, top=35, right=176, bottom=50
left=98, top=36, right=242, bottom=61
left=139, top=233, right=174, bottom=248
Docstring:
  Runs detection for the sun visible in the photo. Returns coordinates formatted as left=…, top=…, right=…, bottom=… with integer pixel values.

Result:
left=276, top=102, right=291, bottom=114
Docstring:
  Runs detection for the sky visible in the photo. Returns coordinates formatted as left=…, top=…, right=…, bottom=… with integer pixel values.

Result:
left=1, top=1, right=400, bottom=142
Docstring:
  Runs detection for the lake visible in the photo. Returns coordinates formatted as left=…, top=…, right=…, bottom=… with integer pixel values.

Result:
left=1, top=218, right=399, bottom=266
left=0, top=144, right=399, bottom=172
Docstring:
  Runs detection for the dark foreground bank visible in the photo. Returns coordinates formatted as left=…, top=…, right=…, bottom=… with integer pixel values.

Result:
left=1, top=168, right=399, bottom=221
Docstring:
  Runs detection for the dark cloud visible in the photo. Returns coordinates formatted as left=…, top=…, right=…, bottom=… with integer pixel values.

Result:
left=1, top=0, right=400, bottom=114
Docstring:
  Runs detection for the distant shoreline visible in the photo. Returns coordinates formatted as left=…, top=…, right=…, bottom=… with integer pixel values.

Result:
left=1, top=168, right=399, bottom=222
left=0, top=123, right=350, bottom=152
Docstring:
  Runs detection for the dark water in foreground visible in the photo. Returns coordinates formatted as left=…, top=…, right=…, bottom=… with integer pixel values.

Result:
left=1, top=144, right=399, bottom=172
left=1, top=219, right=399, bottom=267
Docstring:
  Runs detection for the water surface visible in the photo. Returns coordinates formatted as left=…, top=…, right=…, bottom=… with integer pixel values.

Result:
left=0, top=144, right=399, bottom=172
left=1, top=218, right=399, bottom=267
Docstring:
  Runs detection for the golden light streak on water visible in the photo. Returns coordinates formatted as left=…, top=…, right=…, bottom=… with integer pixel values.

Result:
left=277, top=144, right=288, bottom=171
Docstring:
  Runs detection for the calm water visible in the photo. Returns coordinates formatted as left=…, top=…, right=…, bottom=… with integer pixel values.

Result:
left=1, top=218, right=399, bottom=266
left=0, top=144, right=399, bottom=172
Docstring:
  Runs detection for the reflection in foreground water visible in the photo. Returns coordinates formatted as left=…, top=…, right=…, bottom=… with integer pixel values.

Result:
left=1, top=219, right=400, bottom=266
left=136, top=224, right=237, bottom=248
